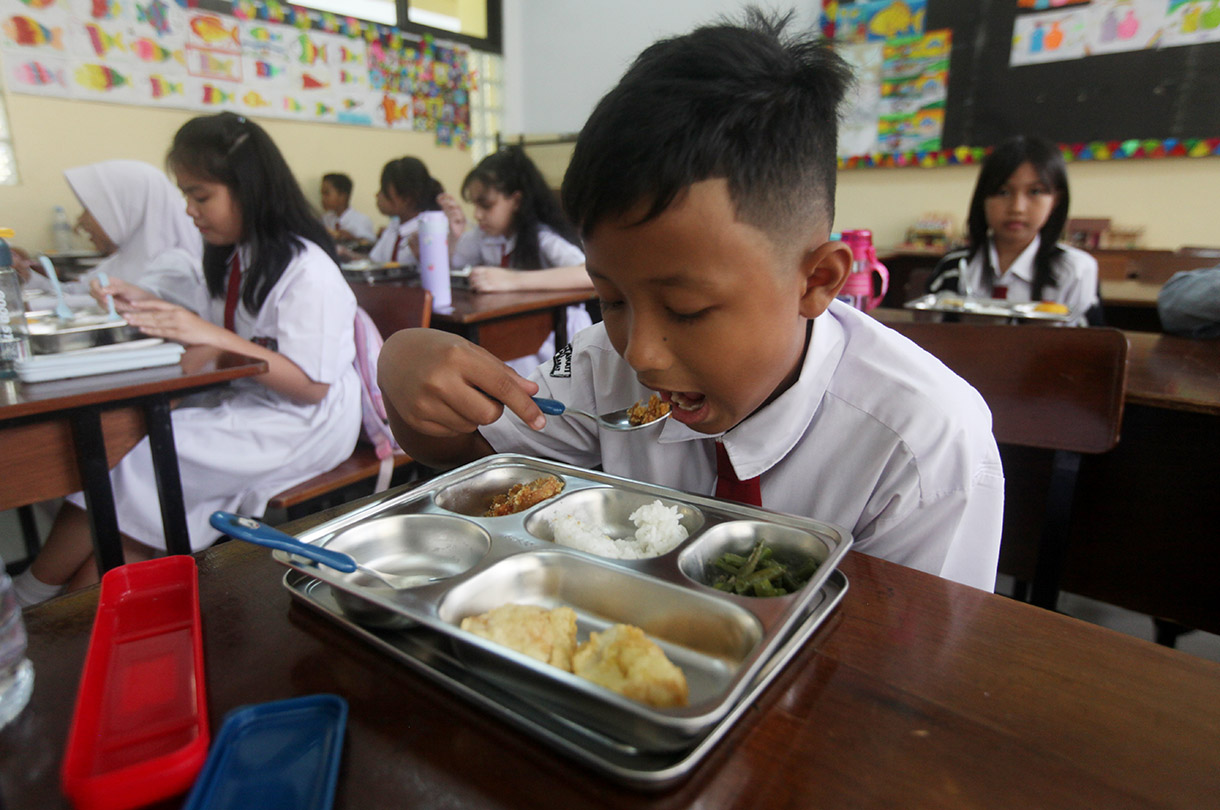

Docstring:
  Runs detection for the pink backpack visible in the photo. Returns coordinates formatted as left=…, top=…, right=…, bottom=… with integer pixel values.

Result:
left=353, top=306, right=400, bottom=491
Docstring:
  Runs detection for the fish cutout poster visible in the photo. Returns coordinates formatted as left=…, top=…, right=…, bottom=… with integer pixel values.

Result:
left=5, top=54, right=71, bottom=96
left=836, top=0, right=926, bottom=44
left=1084, top=0, right=1166, bottom=55
left=0, top=0, right=474, bottom=149
left=1011, top=7, right=1090, bottom=64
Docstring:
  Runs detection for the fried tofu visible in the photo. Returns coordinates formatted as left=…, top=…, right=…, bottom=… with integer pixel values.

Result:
left=572, top=624, right=689, bottom=708
left=627, top=394, right=672, bottom=426
left=460, top=604, right=578, bottom=671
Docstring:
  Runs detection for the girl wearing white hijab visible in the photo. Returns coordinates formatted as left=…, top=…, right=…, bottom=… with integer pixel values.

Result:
left=28, top=160, right=206, bottom=308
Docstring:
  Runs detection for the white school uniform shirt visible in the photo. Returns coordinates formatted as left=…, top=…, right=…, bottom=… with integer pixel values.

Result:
left=322, top=207, right=376, bottom=243
left=451, top=224, right=592, bottom=376
left=26, top=160, right=205, bottom=301
left=481, top=300, right=1005, bottom=591
left=67, top=238, right=362, bottom=552
left=959, top=235, right=1099, bottom=326
left=368, top=213, right=421, bottom=265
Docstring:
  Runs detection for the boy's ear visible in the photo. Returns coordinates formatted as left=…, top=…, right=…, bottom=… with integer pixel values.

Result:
left=797, top=239, right=853, bottom=318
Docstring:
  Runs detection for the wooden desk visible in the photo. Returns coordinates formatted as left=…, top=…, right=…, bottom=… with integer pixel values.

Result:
left=4, top=497, right=1218, bottom=809
left=433, top=287, right=598, bottom=361
left=349, top=279, right=597, bottom=363
left=0, top=348, right=266, bottom=570
left=871, top=308, right=1220, bottom=415
left=1100, top=278, right=1161, bottom=307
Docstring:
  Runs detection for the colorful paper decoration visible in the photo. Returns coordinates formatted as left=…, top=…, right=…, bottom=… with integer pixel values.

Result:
left=0, top=0, right=476, bottom=149
left=838, top=138, right=1220, bottom=169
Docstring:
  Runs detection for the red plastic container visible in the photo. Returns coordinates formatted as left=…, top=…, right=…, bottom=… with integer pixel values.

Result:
left=61, top=556, right=210, bottom=810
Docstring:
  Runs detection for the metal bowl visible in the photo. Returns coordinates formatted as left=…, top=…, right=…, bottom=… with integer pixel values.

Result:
left=23, top=310, right=142, bottom=355
left=318, top=514, right=492, bottom=628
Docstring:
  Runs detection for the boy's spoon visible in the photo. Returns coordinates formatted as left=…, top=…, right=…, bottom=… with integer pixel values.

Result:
left=532, top=396, right=669, bottom=431
left=39, top=255, right=74, bottom=321
left=96, top=271, right=120, bottom=320
left=209, top=511, right=444, bottom=591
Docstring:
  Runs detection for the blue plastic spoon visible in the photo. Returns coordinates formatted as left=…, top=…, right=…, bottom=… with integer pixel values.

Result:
left=209, top=511, right=442, bottom=590
left=96, top=271, right=120, bottom=320
left=39, top=255, right=74, bottom=321
left=531, top=396, right=669, bottom=431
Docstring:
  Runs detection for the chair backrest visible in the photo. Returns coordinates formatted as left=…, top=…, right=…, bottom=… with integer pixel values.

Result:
left=348, top=281, right=432, bottom=336
left=887, top=322, right=1129, bottom=454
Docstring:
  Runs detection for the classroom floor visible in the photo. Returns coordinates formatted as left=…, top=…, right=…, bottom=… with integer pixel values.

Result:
left=2, top=508, right=1217, bottom=664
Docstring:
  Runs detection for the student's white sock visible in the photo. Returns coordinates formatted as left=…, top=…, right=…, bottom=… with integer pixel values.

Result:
left=12, top=569, right=63, bottom=608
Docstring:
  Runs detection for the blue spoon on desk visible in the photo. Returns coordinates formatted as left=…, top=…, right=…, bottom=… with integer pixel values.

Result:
left=209, top=511, right=443, bottom=590
left=531, top=396, right=669, bottom=431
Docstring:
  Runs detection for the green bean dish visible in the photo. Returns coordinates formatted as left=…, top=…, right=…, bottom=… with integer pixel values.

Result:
left=709, top=540, right=819, bottom=597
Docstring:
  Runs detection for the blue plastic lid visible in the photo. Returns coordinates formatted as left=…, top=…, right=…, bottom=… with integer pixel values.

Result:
left=0, top=238, right=11, bottom=267
left=182, top=694, right=348, bottom=810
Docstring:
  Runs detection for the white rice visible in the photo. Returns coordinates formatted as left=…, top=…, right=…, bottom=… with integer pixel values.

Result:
left=547, top=500, right=689, bottom=559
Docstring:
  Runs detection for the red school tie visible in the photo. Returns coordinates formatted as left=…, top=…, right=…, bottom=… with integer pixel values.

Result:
left=391, top=232, right=403, bottom=263
left=223, top=253, right=241, bottom=332
left=714, top=441, right=762, bottom=507
left=500, top=245, right=512, bottom=268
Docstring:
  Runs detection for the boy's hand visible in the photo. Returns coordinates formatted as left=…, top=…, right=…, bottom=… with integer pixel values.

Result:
left=378, top=328, right=545, bottom=438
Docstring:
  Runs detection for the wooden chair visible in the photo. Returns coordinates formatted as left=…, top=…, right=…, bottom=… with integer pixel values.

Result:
left=266, top=283, right=432, bottom=519
left=887, top=322, right=1129, bottom=609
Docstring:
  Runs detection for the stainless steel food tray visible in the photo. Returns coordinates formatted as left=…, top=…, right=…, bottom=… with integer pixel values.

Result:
left=283, top=567, right=847, bottom=790
left=340, top=262, right=416, bottom=283
left=904, top=291, right=1072, bottom=322
left=21, top=309, right=142, bottom=354
left=272, top=454, right=852, bottom=752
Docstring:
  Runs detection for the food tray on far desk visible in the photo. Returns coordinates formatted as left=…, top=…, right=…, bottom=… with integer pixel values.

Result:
left=904, top=291, right=1073, bottom=323
left=340, top=261, right=416, bottom=283
left=284, top=567, right=846, bottom=790
left=271, top=453, right=851, bottom=754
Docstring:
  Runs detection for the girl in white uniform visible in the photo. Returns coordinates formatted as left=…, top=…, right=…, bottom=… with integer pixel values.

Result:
left=927, top=135, right=1101, bottom=326
left=367, top=157, right=446, bottom=266
left=22, top=160, right=203, bottom=302
left=445, top=146, right=593, bottom=375
left=15, top=112, right=361, bottom=603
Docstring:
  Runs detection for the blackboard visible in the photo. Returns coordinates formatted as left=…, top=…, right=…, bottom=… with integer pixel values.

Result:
left=929, top=0, right=1220, bottom=149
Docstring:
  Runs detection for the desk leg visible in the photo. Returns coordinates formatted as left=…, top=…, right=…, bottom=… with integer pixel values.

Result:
left=144, top=394, right=191, bottom=556
left=552, top=306, right=568, bottom=349
left=69, top=408, right=125, bottom=573
left=1030, top=449, right=1082, bottom=611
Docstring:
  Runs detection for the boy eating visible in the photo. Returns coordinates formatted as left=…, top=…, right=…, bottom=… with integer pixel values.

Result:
left=378, top=11, right=1004, bottom=591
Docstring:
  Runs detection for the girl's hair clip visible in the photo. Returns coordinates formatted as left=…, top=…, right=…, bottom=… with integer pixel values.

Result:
left=235, top=115, right=247, bottom=124
left=226, top=131, right=250, bottom=156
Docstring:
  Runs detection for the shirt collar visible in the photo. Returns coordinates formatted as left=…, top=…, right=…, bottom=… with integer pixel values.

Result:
left=988, top=233, right=1041, bottom=284
left=655, top=305, right=847, bottom=480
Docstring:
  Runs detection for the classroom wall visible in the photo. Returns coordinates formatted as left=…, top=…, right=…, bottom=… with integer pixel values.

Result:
left=521, top=139, right=1220, bottom=251
left=0, top=92, right=474, bottom=253
left=504, top=1, right=1220, bottom=251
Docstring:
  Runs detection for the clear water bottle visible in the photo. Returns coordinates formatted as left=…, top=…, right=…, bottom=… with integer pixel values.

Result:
left=52, top=205, right=74, bottom=253
left=0, top=556, right=34, bottom=730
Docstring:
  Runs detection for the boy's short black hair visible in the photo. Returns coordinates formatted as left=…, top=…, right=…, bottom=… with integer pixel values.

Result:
left=562, top=8, right=852, bottom=245
left=323, top=172, right=353, bottom=197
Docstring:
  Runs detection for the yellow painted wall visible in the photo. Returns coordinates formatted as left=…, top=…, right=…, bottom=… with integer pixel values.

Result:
left=1, top=92, right=474, bottom=252
left=522, top=140, right=1220, bottom=251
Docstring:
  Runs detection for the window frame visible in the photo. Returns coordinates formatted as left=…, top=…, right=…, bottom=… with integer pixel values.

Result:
left=397, top=0, right=502, bottom=55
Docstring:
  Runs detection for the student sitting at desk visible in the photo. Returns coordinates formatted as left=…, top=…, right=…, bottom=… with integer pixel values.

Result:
left=377, top=10, right=1004, bottom=591
left=321, top=172, right=376, bottom=245
left=367, top=157, right=446, bottom=266
left=13, top=113, right=360, bottom=605
left=1157, top=266, right=1220, bottom=338
left=444, top=146, right=594, bottom=375
left=927, top=135, right=1102, bottom=326
left=21, top=160, right=203, bottom=302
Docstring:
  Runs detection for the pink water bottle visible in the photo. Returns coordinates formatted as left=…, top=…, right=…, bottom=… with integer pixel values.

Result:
left=838, top=229, right=889, bottom=311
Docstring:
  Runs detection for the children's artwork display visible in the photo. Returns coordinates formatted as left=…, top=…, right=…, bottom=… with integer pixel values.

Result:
left=0, top=0, right=475, bottom=148
left=827, top=0, right=1220, bottom=167
left=1012, top=0, right=1220, bottom=65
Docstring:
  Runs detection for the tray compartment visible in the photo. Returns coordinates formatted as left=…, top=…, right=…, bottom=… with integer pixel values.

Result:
left=524, top=488, right=705, bottom=558
left=677, top=520, right=832, bottom=594
left=435, top=550, right=763, bottom=750
left=433, top=462, right=571, bottom=517
left=318, top=513, right=491, bottom=589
